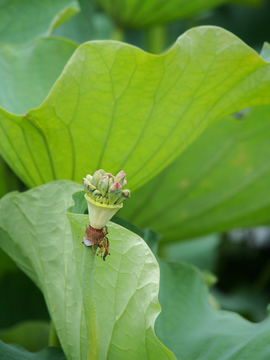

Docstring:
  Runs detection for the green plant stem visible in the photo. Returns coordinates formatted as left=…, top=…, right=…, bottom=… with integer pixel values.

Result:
left=82, top=245, right=99, bottom=360
left=112, top=26, right=124, bottom=42
left=49, top=321, right=61, bottom=347
left=145, top=25, right=166, bottom=54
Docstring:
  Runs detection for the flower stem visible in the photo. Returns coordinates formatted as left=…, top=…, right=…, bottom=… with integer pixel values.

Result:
left=112, top=26, right=124, bottom=42
left=145, top=25, right=166, bottom=54
left=49, top=321, right=61, bottom=347
left=82, top=245, right=99, bottom=360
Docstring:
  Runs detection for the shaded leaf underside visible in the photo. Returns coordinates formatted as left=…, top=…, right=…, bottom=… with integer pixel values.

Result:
left=96, top=0, right=256, bottom=28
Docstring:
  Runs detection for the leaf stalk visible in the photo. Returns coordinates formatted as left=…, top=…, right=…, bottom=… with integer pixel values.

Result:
left=82, top=245, right=99, bottom=360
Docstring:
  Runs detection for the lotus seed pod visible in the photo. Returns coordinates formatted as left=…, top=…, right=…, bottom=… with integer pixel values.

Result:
left=82, top=170, right=130, bottom=229
left=85, top=195, right=122, bottom=229
left=98, top=176, right=110, bottom=197
left=114, top=171, right=126, bottom=186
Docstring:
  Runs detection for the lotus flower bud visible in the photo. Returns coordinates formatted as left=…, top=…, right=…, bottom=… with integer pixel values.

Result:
left=86, top=183, right=96, bottom=192
left=98, top=175, right=110, bottom=197
left=92, top=169, right=105, bottom=187
left=114, top=171, right=126, bottom=186
left=122, top=189, right=130, bottom=199
left=82, top=178, right=96, bottom=193
left=86, top=174, right=93, bottom=183
left=109, top=182, right=121, bottom=192
left=115, top=189, right=131, bottom=205
left=99, top=169, right=106, bottom=176
left=96, top=195, right=103, bottom=204
left=108, top=182, right=122, bottom=205
left=92, top=189, right=101, bottom=201
left=82, top=178, right=91, bottom=188
left=108, top=177, right=114, bottom=188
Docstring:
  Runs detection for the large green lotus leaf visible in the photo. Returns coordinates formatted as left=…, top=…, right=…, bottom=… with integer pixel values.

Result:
left=1, top=27, right=270, bottom=191
left=0, top=181, right=86, bottom=360
left=67, top=212, right=175, bottom=359
left=0, top=0, right=79, bottom=44
left=0, top=37, right=77, bottom=202
left=109, top=220, right=270, bottom=359
left=0, top=340, right=66, bottom=360
left=0, top=181, right=175, bottom=360
left=155, top=258, right=270, bottom=359
left=96, top=0, right=262, bottom=28
left=120, top=104, right=270, bottom=241
left=0, top=38, right=77, bottom=115
left=261, top=42, right=270, bottom=63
